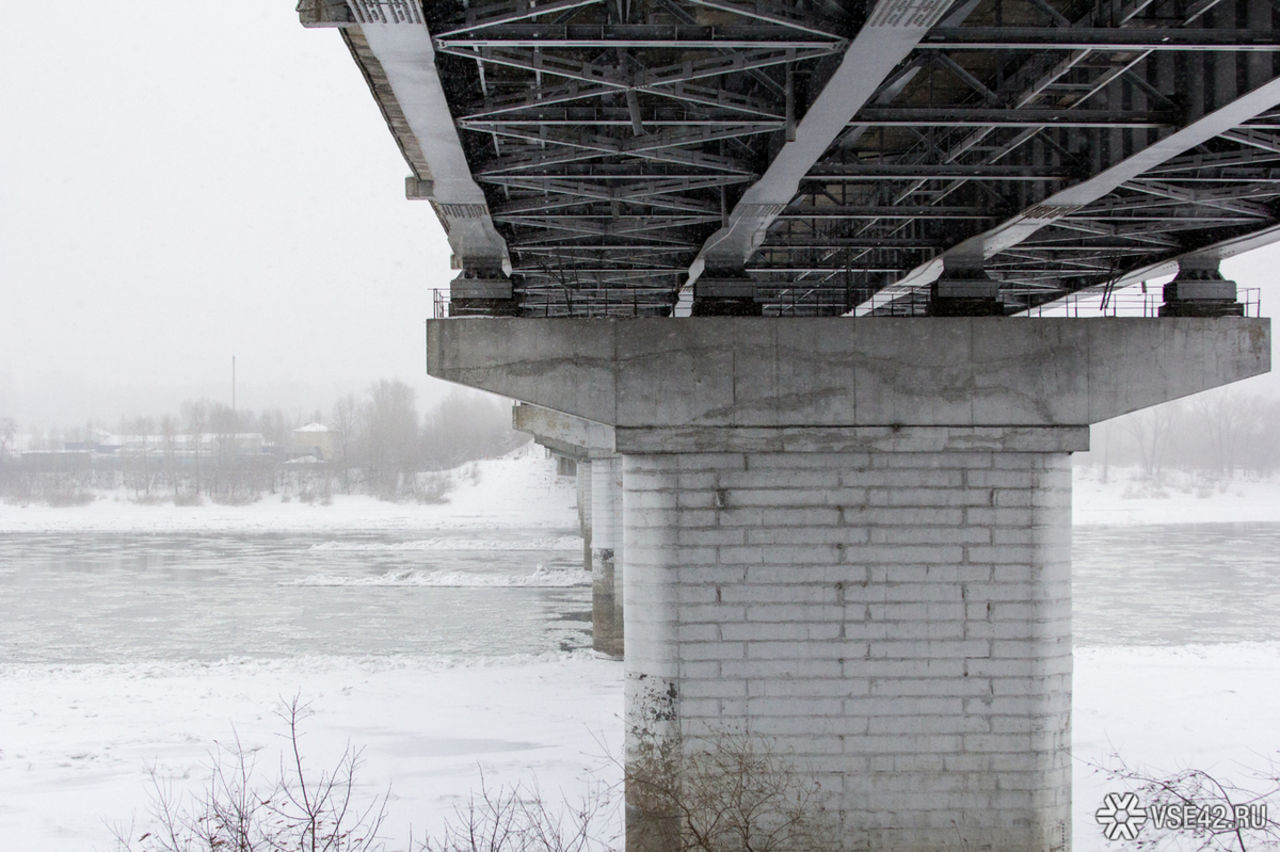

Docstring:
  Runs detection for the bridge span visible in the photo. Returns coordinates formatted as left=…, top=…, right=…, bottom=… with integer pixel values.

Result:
left=302, top=1, right=1275, bottom=849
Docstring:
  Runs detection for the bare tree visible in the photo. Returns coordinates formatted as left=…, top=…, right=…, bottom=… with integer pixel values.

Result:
left=160, top=415, right=179, bottom=499
left=1123, top=402, right=1180, bottom=479
left=422, top=390, right=529, bottom=471
left=0, top=417, right=15, bottom=455
left=181, top=399, right=209, bottom=497
left=330, top=393, right=359, bottom=495
left=361, top=380, right=421, bottom=500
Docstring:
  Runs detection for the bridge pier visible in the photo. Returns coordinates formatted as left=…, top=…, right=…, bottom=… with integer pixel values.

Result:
left=512, top=404, right=624, bottom=659
left=576, top=459, right=592, bottom=583
left=620, top=433, right=1076, bottom=850
left=590, top=455, right=625, bottom=660
left=439, top=317, right=1267, bottom=851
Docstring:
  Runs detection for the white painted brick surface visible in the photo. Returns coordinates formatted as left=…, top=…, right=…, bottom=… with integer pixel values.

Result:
left=590, top=456, right=622, bottom=549
left=622, top=448, right=1071, bottom=851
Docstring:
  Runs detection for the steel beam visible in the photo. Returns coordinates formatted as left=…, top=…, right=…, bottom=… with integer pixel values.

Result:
left=682, top=0, right=956, bottom=306
left=804, top=164, right=1070, bottom=181
left=847, top=108, right=1171, bottom=128
left=434, top=0, right=602, bottom=38
left=863, top=75, right=1280, bottom=312
left=920, top=27, right=1280, bottom=51
left=1098, top=221, right=1280, bottom=293
left=349, top=19, right=509, bottom=272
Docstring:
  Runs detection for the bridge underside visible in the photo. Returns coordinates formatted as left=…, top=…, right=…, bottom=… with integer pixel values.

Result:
left=301, top=2, right=1280, bottom=850
left=307, top=0, right=1280, bottom=317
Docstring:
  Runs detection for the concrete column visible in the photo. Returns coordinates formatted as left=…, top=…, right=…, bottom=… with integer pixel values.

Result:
left=623, top=438, right=1073, bottom=851
left=510, top=404, right=623, bottom=657
left=591, top=455, right=625, bottom=659
left=577, top=459, right=593, bottom=577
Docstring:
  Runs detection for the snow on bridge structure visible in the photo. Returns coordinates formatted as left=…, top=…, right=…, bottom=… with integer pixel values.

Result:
left=301, top=1, right=1277, bottom=848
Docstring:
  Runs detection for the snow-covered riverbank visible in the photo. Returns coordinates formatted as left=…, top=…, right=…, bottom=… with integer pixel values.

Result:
left=0, top=443, right=580, bottom=533
left=3, top=644, right=1277, bottom=851
left=7, top=448, right=1280, bottom=533
left=1074, top=464, right=1280, bottom=526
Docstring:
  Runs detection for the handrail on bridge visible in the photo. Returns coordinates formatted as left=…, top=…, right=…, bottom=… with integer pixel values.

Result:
left=429, top=287, right=1262, bottom=319
left=1014, top=287, right=1261, bottom=318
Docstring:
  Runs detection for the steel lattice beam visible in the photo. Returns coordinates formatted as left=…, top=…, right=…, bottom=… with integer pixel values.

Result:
left=313, top=0, right=1280, bottom=318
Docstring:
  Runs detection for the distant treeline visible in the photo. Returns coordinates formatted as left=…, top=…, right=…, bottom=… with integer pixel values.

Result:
left=0, top=381, right=528, bottom=505
left=1079, top=388, right=1280, bottom=479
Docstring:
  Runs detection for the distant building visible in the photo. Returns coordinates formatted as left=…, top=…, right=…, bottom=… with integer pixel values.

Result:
left=293, top=422, right=337, bottom=460
left=18, top=450, right=92, bottom=472
left=94, top=431, right=267, bottom=457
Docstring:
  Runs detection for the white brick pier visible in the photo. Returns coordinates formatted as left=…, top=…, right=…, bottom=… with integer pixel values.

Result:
left=623, top=442, right=1073, bottom=850
left=591, top=455, right=625, bottom=659
left=431, top=316, right=1268, bottom=851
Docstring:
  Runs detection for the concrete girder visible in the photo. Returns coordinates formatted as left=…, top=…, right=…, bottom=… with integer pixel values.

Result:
left=862, top=74, right=1280, bottom=313
left=426, top=317, right=1270, bottom=432
left=345, top=16, right=510, bottom=274
left=681, top=0, right=956, bottom=305
left=511, top=403, right=615, bottom=459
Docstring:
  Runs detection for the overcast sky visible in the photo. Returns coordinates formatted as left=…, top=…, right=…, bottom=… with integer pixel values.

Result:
left=3, top=2, right=1279, bottom=430
left=1, top=2, right=454, bottom=428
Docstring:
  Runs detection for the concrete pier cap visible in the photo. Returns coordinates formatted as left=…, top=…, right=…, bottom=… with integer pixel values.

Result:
left=429, top=317, right=1269, bottom=436
left=429, top=316, right=1268, bottom=851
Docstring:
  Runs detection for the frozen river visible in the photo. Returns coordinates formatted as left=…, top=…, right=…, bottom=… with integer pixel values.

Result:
left=0, top=528, right=592, bottom=664
left=2, top=515, right=1279, bottom=850
left=1074, top=522, right=1280, bottom=646
left=1, top=522, right=1277, bottom=665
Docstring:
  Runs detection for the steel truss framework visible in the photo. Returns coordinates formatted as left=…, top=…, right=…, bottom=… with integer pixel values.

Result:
left=322, top=0, right=1280, bottom=317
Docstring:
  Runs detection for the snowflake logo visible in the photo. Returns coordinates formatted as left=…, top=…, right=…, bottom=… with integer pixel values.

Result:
left=1096, top=792, right=1149, bottom=840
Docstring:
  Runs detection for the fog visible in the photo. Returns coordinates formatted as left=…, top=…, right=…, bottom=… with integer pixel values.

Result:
left=3, top=2, right=1280, bottom=432
left=0, top=2, right=455, bottom=428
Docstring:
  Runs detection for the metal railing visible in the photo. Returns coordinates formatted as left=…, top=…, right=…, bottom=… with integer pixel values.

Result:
left=1014, top=287, right=1261, bottom=318
left=432, top=287, right=674, bottom=318
left=430, top=286, right=1262, bottom=319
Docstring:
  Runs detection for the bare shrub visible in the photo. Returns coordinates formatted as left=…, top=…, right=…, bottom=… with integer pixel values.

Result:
left=1091, top=753, right=1280, bottom=850
left=112, top=697, right=389, bottom=852
left=46, top=490, right=96, bottom=507
left=415, top=773, right=617, bottom=852
left=113, top=710, right=835, bottom=852
left=624, top=728, right=840, bottom=852
left=414, top=472, right=452, bottom=504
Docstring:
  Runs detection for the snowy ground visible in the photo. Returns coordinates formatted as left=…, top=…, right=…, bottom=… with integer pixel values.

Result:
left=3, top=454, right=1279, bottom=849
left=0, top=654, right=623, bottom=850
left=4, top=645, right=1277, bottom=851
left=1074, top=464, right=1280, bottom=526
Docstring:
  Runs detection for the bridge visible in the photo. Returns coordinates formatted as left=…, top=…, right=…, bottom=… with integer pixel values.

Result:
left=301, top=1, right=1274, bottom=849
